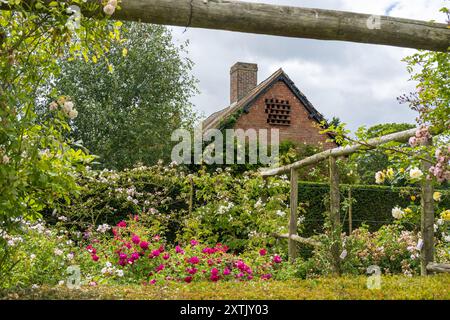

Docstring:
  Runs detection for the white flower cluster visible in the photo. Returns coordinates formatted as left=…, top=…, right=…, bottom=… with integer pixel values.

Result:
left=2, top=233, right=23, bottom=247
left=103, top=0, right=118, bottom=16
left=49, top=98, right=78, bottom=119
left=0, top=147, right=10, bottom=165
left=101, top=261, right=124, bottom=277
left=392, top=206, right=405, bottom=219
left=275, top=210, right=286, bottom=217
left=96, top=224, right=111, bottom=233
left=217, top=202, right=234, bottom=215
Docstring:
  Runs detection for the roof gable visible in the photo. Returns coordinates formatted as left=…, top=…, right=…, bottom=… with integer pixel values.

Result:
left=202, top=68, right=326, bottom=131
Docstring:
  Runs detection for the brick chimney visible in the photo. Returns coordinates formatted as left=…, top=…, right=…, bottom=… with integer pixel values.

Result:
left=230, top=62, right=258, bottom=104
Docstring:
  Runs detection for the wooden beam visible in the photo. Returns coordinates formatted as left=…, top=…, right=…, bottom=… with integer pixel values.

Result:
left=274, top=233, right=322, bottom=247
left=288, top=168, right=299, bottom=262
left=2, top=1, right=449, bottom=51
left=420, top=137, right=435, bottom=276
left=426, top=263, right=450, bottom=274
left=329, top=156, right=341, bottom=275
left=261, top=127, right=419, bottom=177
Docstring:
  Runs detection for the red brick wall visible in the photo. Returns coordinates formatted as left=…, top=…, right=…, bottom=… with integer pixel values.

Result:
left=233, top=80, right=336, bottom=149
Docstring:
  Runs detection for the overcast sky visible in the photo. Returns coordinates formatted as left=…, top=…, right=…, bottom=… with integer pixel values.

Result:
left=169, top=0, right=447, bottom=132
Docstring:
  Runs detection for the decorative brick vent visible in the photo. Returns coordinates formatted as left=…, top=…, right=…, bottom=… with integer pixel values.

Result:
left=265, top=98, right=291, bottom=126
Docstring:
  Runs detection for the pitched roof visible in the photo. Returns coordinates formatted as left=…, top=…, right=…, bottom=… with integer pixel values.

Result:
left=202, top=68, right=327, bottom=131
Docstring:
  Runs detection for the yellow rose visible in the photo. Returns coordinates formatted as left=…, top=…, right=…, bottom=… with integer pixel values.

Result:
left=386, top=168, right=394, bottom=179
left=410, top=195, right=416, bottom=201
left=433, top=192, right=442, bottom=202
left=441, top=210, right=450, bottom=221
left=404, top=208, right=412, bottom=214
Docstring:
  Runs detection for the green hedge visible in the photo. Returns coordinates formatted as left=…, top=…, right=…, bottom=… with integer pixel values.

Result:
left=298, top=182, right=450, bottom=236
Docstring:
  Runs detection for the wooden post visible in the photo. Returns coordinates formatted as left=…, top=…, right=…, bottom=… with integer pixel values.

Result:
left=289, top=168, right=299, bottom=262
left=188, top=176, right=194, bottom=216
left=348, top=187, right=353, bottom=234
left=329, top=156, right=341, bottom=275
left=420, top=138, right=434, bottom=276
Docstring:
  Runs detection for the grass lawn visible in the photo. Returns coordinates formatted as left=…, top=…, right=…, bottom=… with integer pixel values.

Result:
left=1, top=274, right=449, bottom=300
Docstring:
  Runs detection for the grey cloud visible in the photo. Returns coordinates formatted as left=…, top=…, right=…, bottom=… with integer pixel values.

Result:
left=169, top=0, right=446, bottom=131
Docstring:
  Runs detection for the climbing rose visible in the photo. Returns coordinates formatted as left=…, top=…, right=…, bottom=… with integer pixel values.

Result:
left=409, top=167, right=423, bottom=180
left=392, top=206, right=405, bottom=219
left=92, top=254, right=99, bottom=262
left=259, top=249, right=267, bottom=256
left=140, top=241, right=149, bottom=250
left=184, top=276, right=193, bottom=283
left=162, top=253, right=170, bottom=260
left=117, top=221, right=127, bottom=228
left=175, top=245, right=184, bottom=254
left=131, top=235, right=140, bottom=244
left=223, top=268, right=231, bottom=276
left=187, top=267, right=198, bottom=275
left=103, top=3, right=115, bottom=16
left=375, top=171, right=385, bottom=184
left=273, top=255, right=282, bottom=263
left=156, top=264, right=165, bottom=272
left=151, top=249, right=160, bottom=257
left=188, top=256, right=200, bottom=264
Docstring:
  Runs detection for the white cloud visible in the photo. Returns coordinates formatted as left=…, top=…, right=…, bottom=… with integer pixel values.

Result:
left=170, top=0, right=447, bottom=131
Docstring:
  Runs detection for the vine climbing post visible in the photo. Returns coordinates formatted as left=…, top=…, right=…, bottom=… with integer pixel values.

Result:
left=289, top=168, right=299, bottom=262
left=329, top=156, right=341, bottom=275
left=420, top=137, right=435, bottom=275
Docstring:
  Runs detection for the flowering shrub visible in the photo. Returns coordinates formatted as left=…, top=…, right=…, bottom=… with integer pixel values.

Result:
left=0, top=218, right=80, bottom=289
left=76, top=214, right=289, bottom=285
left=295, top=224, right=449, bottom=278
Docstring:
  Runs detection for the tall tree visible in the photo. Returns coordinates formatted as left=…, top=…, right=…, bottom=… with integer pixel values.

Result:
left=55, top=22, right=198, bottom=170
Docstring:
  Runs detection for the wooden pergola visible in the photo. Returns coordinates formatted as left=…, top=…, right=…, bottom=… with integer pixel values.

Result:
left=261, top=128, right=448, bottom=275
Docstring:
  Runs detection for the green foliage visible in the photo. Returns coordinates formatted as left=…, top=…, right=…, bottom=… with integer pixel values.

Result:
left=56, top=162, right=450, bottom=254
left=297, top=182, right=450, bottom=236
left=0, top=219, right=80, bottom=289
left=53, top=21, right=198, bottom=170
left=0, top=1, right=116, bottom=225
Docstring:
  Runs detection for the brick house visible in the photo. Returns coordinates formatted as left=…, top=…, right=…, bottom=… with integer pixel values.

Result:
left=202, top=62, right=336, bottom=149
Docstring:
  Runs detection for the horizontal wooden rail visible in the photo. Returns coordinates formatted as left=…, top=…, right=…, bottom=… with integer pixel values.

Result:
left=2, top=0, right=450, bottom=51
left=426, top=263, right=450, bottom=273
left=261, top=127, right=418, bottom=177
left=273, top=233, right=322, bottom=247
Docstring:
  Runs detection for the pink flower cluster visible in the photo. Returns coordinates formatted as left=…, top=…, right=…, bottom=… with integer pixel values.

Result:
left=430, top=147, right=450, bottom=183
left=86, top=217, right=285, bottom=285
left=86, top=245, right=99, bottom=261
left=408, top=126, right=431, bottom=147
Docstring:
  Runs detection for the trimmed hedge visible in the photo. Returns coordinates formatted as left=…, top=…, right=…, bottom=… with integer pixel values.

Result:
left=298, top=181, right=450, bottom=236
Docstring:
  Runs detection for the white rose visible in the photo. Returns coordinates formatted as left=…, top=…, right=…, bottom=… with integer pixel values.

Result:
left=375, top=171, right=385, bottom=184
left=103, top=4, right=115, bottom=15
left=409, top=167, right=423, bottom=180
left=392, top=206, right=404, bottom=219
left=49, top=101, right=58, bottom=111
left=68, top=109, right=78, bottom=119
left=2, top=155, right=10, bottom=164
left=63, top=101, right=74, bottom=113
